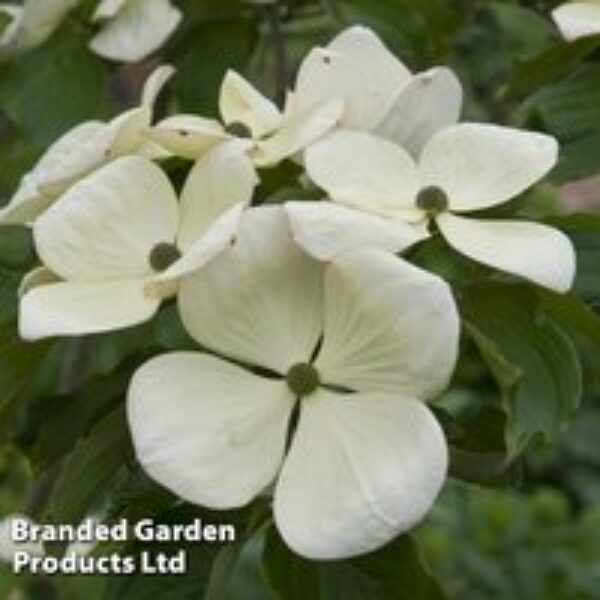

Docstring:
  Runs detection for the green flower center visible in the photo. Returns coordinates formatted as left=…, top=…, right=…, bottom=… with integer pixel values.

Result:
left=286, top=363, right=321, bottom=397
left=225, top=121, right=253, bottom=139
left=149, top=242, right=181, bottom=272
left=416, top=186, right=449, bottom=216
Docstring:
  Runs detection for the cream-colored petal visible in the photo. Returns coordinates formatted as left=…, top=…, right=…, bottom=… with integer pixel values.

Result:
left=148, top=202, right=245, bottom=293
left=437, top=213, right=576, bottom=293
left=252, top=98, right=343, bottom=168
left=34, top=156, right=178, bottom=281
left=19, top=279, right=160, bottom=340
left=128, top=352, right=295, bottom=509
left=0, top=121, right=113, bottom=225
left=93, top=0, right=128, bottom=21
left=305, top=130, right=420, bottom=217
left=18, top=266, right=59, bottom=297
left=219, top=70, right=283, bottom=138
left=0, top=183, right=53, bottom=227
left=285, top=201, right=428, bottom=261
left=141, top=64, right=176, bottom=108
left=89, top=0, right=182, bottom=63
left=147, top=115, right=229, bottom=160
left=375, top=67, right=463, bottom=156
left=291, top=26, right=411, bottom=130
left=316, top=248, right=459, bottom=398
left=177, top=140, right=258, bottom=250
left=274, top=390, right=447, bottom=560
left=178, top=206, right=323, bottom=374
left=552, top=2, right=600, bottom=41
left=1, top=0, right=77, bottom=53
left=420, top=123, right=559, bottom=212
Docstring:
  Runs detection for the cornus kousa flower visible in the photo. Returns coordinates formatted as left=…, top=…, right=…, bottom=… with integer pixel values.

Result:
left=19, top=142, right=257, bottom=339
left=288, top=26, right=464, bottom=156
left=552, top=1, right=600, bottom=40
left=89, top=0, right=182, bottom=62
left=0, top=65, right=173, bottom=226
left=127, top=207, right=460, bottom=560
left=287, top=125, right=576, bottom=293
left=147, top=70, right=343, bottom=168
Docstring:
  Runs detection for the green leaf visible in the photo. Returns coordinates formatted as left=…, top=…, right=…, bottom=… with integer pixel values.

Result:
left=540, top=290, right=600, bottom=396
left=46, top=406, right=131, bottom=526
left=0, top=24, right=111, bottom=147
left=462, top=285, right=582, bottom=456
left=545, top=214, right=600, bottom=303
left=525, top=65, right=600, bottom=139
left=28, top=367, right=131, bottom=472
left=0, top=320, right=50, bottom=414
left=263, top=527, right=445, bottom=600
left=505, top=34, right=600, bottom=100
left=171, top=19, right=256, bottom=114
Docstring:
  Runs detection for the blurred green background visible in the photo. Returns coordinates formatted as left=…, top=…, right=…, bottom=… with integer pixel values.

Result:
left=1, top=0, right=600, bottom=598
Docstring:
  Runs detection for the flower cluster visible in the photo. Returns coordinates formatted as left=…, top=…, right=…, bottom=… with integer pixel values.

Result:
left=2, top=27, right=577, bottom=559
left=0, top=0, right=181, bottom=62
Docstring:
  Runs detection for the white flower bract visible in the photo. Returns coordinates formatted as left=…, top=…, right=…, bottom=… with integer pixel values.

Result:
left=148, top=70, right=344, bottom=168
left=0, top=65, right=174, bottom=226
left=18, top=142, right=258, bottom=339
left=290, top=26, right=464, bottom=155
left=288, top=124, right=576, bottom=293
left=89, top=0, right=182, bottom=62
left=127, top=207, right=460, bottom=560
left=552, top=1, right=600, bottom=41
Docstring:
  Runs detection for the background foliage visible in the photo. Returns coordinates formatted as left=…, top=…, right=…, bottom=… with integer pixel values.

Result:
left=1, top=0, right=600, bottom=598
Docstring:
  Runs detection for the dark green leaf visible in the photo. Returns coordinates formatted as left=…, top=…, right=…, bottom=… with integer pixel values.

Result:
left=462, top=285, right=582, bottom=456
left=545, top=214, right=600, bottom=303
left=0, top=24, right=111, bottom=147
left=263, top=526, right=445, bottom=600
left=506, top=34, right=600, bottom=100
left=47, top=406, right=131, bottom=525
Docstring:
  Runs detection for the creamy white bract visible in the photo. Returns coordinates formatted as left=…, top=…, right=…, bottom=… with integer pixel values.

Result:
left=552, top=1, right=600, bottom=40
left=0, top=65, right=174, bottom=226
left=0, top=0, right=78, bottom=56
left=128, top=207, right=460, bottom=560
left=19, top=143, right=257, bottom=339
left=148, top=70, right=344, bottom=168
left=288, top=125, right=575, bottom=293
left=89, top=0, right=182, bottom=62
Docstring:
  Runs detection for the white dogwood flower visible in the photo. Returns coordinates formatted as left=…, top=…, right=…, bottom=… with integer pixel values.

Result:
left=0, top=0, right=77, bottom=56
left=288, top=26, right=464, bottom=156
left=89, top=0, right=182, bottom=62
left=552, top=1, right=600, bottom=40
left=0, top=65, right=174, bottom=226
left=19, top=142, right=257, bottom=339
left=127, top=207, right=459, bottom=560
left=148, top=70, right=343, bottom=167
left=288, top=125, right=576, bottom=293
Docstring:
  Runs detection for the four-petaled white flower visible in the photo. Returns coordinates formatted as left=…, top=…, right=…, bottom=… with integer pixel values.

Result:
left=552, top=1, right=600, bottom=41
left=89, top=0, right=182, bottom=63
left=127, top=207, right=460, bottom=560
left=148, top=70, right=344, bottom=168
left=0, top=65, right=174, bottom=226
left=288, top=26, right=464, bottom=156
left=19, top=142, right=257, bottom=339
left=287, top=125, right=576, bottom=293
